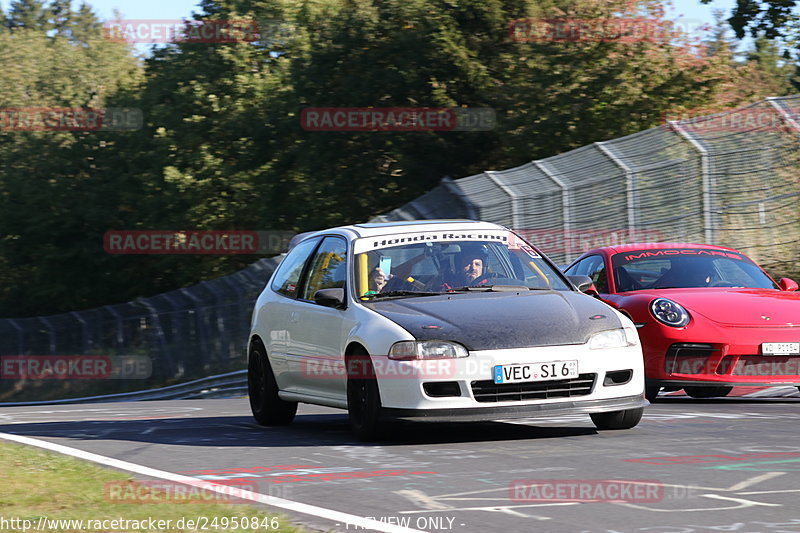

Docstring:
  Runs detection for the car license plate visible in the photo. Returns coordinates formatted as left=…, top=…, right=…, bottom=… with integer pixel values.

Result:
left=494, top=360, right=579, bottom=384
left=761, top=342, right=800, bottom=356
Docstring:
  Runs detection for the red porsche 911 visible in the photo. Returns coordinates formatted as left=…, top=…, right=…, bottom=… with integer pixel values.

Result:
left=564, top=243, right=800, bottom=402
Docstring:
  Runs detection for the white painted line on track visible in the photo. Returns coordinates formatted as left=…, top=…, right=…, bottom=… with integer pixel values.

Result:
left=0, top=432, right=424, bottom=533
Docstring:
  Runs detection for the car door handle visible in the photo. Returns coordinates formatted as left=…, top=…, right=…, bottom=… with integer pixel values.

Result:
left=289, top=311, right=299, bottom=323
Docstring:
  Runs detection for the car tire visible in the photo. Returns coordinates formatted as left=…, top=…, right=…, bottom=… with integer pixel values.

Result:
left=248, top=341, right=297, bottom=426
left=347, top=351, right=384, bottom=441
left=645, top=385, right=660, bottom=403
left=683, top=386, right=733, bottom=398
left=590, top=407, right=644, bottom=430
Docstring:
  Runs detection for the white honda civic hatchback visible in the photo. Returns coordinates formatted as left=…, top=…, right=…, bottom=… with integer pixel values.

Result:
left=247, top=220, right=647, bottom=440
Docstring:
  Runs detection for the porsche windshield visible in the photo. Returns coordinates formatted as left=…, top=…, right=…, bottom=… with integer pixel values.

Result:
left=611, top=248, right=778, bottom=291
left=353, top=230, right=570, bottom=298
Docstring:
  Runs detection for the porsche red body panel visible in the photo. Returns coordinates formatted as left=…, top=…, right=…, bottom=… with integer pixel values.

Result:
left=564, top=243, right=800, bottom=389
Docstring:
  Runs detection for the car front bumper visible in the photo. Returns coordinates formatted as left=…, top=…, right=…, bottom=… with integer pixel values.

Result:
left=382, top=394, right=648, bottom=422
left=375, top=343, right=646, bottom=413
left=639, top=321, right=800, bottom=385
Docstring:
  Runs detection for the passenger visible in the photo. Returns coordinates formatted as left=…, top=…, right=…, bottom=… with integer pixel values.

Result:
left=363, top=267, right=387, bottom=296
left=369, top=267, right=387, bottom=292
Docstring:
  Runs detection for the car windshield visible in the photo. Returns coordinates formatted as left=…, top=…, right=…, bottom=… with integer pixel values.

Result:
left=610, top=248, right=778, bottom=291
left=353, top=229, right=570, bottom=298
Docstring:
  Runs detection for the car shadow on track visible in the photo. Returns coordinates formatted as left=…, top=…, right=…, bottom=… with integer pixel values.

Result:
left=0, top=414, right=598, bottom=447
left=651, top=397, right=800, bottom=404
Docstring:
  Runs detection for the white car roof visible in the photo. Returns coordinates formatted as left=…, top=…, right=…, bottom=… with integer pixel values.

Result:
left=341, top=219, right=508, bottom=239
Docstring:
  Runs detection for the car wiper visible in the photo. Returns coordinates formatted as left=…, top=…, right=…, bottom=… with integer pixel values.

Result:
left=448, top=285, right=543, bottom=292
left=362, top=290, right=443, bottom=300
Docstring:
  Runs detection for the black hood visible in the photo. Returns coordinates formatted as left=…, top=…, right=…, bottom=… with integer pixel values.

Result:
left=363, top=290, right=622, bottom=351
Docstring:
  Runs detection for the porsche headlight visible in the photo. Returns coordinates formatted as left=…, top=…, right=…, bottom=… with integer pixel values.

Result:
left=650, top=298, right=690, bottom=327
left=589, top=328, right=638, bottom=349
left=388, top=341, right=469, bottom=360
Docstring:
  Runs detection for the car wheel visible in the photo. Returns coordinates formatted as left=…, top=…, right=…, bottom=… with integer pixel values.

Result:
left=346, top=351, right=383, bottom=441
left=645, top=385, right=660, bottom=403
left=590, top=407, right=644, bottom=430
left=248, top=341, right=297, bottom=426
left=683, top=386, right=733, bottom=398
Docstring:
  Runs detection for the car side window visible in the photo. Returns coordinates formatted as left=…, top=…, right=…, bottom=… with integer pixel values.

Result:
left=586, top=256, right=608, bottom=293
left=270, top=237, right=320, bottom=299
left=567, top=255, right=608, bottom=292
left=301, top=236, right=348, bottom=301
left=565, top=258, right=587, bottom=276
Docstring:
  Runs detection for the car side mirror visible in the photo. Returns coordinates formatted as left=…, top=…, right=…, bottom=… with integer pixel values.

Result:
left=567, top=275, right=598, bottom=295
left=779, top=278, right=799, bottom=292
left=314, top=288, right=346, bottom=308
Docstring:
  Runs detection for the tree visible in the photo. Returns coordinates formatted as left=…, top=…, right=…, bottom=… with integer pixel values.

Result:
left=1, top=0, right=797, bottom=317
left=707, top=0, right=797, bottom=40
left=6, top=0, right=49, bottom=30
left=0, top=2, right=143, bottom=317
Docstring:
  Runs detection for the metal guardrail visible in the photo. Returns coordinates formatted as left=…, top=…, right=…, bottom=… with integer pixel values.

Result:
left=0, top=370, right=248, bottom=406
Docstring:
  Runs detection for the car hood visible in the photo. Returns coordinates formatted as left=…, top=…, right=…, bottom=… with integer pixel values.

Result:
left=362, top=290, right=623, bottom=351
left=636, top=288, right=800, bottom=327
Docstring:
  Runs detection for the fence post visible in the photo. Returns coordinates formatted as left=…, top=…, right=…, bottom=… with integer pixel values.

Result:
left=134, top=298, right=173, bottom=378
left=485, top=170, right=521, bottom=229
left=70, top=311, right=90, bottom=354
left=669, top=120, right=714, bottom=245
left=534, top=160, right=572, bottom=260
left=38, top=316, right=56, bottom=353
left=180, top=287, right=210, bottom=373
left=767, top=97, right=800, bottom=133
left=104, top=305, right=125, bottom=349
left=596, top=141, right=637, bottom=239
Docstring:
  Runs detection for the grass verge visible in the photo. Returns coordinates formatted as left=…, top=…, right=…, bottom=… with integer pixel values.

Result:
left=0, top=441, right=306, bottom=532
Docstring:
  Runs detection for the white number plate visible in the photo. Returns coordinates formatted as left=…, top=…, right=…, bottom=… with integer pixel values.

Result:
left=761, top=342, right=800, bottom=356
left=494, top=360, right=579, bottom=384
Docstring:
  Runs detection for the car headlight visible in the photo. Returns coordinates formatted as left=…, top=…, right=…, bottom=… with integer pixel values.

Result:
left=388, top=341, right=469, bottom=360
left=588, top=328, right=638, bottom=349
left=650, top=298, right=690, bottom=327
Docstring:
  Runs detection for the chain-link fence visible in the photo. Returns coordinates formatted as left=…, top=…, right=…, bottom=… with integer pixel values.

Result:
left=375, top=96, right=800, bottom=277
left=2, top=96, right=799, bottom=402
left=0, top=258, right=279, bottom=401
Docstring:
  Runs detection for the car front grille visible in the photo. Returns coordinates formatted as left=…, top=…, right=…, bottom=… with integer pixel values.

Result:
left=665, top=343, right=718, bottom=374
left=470, top=373, right=597, bottom=403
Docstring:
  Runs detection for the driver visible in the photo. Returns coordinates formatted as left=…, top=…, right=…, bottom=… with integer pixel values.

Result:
left=442, top=246, right=492, bottom=290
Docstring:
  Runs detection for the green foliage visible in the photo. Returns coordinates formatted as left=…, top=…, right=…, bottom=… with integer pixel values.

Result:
left=0, top=0, right=797, bottom=317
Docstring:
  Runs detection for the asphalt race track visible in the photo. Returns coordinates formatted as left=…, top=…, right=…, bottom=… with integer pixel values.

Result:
left=2, top=388, right=800, bottom=533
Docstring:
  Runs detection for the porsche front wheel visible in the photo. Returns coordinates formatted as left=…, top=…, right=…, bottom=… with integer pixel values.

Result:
left=645, top=385, right=660, bottom=403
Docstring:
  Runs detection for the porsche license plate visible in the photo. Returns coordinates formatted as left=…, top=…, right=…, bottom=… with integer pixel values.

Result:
left=494, top=360, right=579, bottom=384
left=761, top=342, right=800, bottom=356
